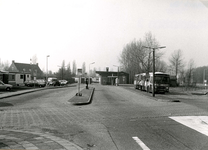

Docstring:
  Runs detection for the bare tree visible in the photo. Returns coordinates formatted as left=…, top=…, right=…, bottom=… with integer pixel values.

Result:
left=119, top=32, right=164, bottom=83
left=31, top=55, right=38, bottom=64
left=178, top=68, right=186, bottom=85
left=82, top=62, right=86, bottom=75
left=155, top=60, right=168, bottom=72
left=169, top=49, right=185, bottom=79
left=72, top=60, right=77, bottom=76
left=0, top=60, right=10, bottom=71
left=186, top=59, right=195, bottom=85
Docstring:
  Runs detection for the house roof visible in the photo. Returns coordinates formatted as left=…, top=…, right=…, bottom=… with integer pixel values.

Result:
left=9, top=61, right=42, bottom=74
left=0, top=70, right=9, bottom=74
left=16, top=63, right=41, bottom=73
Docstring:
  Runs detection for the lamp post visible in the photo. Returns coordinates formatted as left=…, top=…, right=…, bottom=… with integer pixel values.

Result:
left=142, top=46, right=166, bottom=97
left=113, top=65, right=119, bottom=86
left=89, top=62, right=95, bottom=85
left=203, top=69, right=207, bottom=88
left=46, top=55, right=50, bottom=84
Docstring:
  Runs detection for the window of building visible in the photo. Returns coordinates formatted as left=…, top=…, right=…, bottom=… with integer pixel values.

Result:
left=12, top=75, right=15, bottom=80
left=20, top=75, right=24, bottom=79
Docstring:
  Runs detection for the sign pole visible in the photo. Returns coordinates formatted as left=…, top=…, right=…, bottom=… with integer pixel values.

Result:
left=76, top=69, right=82, bottom=96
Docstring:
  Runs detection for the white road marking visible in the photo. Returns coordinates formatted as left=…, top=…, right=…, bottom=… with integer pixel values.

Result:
left=132, top=136, right=151, bottom=150
left=170, top=116, right=208, bottom=136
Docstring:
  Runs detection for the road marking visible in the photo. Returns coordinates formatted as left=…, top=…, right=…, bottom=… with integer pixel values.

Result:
left=132, top=136, right=151, bottom=150
left=170, top=116, right=208, bottom=136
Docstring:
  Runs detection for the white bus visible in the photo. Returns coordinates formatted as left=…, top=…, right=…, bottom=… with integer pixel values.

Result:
left=134, top=73, right=147, bottom=90
left=146, top=72, right=170, bottom=93
left=134, top=72, right=170, bottom=93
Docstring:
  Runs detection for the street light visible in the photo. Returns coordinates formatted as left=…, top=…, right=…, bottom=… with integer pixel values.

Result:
left=203, top=69, right=207, bottom=88
left=113, top=65, right=119, bottom=86
left=142, top=46, right=166, bottom=97
left=89, top=62, right=95, bottom=85
left=46, top=55, right=50, bottom=84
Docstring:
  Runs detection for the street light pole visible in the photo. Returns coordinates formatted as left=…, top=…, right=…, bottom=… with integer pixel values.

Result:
left=89, top=62, right=95, bottom=85
left=152, top=49, right=155, bottom=97
left=46, top=55, right=50, bottom=84
left=142, top=46, right=166, bottom=97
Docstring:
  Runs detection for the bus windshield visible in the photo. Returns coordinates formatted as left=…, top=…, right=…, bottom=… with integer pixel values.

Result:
left=155, top=76, right=169, bottom=84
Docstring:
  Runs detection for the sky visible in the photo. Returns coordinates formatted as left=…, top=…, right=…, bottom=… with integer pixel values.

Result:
left=0, top=0, right=208, bottom=73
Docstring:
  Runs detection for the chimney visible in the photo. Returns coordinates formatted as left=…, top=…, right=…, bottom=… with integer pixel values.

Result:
left=106, top=67, right=109, bottom=72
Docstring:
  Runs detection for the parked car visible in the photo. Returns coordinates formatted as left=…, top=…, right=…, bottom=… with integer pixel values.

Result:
left=59, top=80, right=68, bottom=85
left=0, top=80, right=13, bottom=91
left=48, top=78, right=60, bottom=86
left=36, top=79, right=46, bottom=87
left=24, top=79, right=46, bottom=87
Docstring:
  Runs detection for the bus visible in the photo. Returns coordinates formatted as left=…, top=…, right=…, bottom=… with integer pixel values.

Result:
left=146, top=72, right=170, bottom=93
left=134, top=74, right=140, bottom=89
left=134, top=73, right=147, bottom=90
left=134, top=72, right=170, bottom=93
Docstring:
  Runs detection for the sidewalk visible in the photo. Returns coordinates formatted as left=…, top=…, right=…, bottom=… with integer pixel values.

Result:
left=0, top=129, right=83, bottom=150
left=170, top=86, right=208, bottom=95
left=0, top=84, right=77, bottom=99
left=69, top=87, right=95, bottom=104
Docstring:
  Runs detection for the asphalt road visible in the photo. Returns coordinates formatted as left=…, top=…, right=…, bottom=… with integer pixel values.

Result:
left=0, top=84, right=208, bottom=150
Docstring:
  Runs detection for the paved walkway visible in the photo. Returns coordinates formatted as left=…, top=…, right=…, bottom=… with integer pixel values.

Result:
left=0, top=129, right=82, bottom=150
left=0, top=84, right=95, bottom=150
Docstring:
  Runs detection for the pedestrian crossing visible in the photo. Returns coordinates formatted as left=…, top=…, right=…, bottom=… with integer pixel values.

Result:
left=170, top=116, right=208, bottom=137
left=133, top=116, right=208, bottom=150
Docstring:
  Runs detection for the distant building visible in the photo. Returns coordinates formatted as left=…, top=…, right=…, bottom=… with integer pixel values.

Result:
left=8, top=60, right=44, bottom=86
left=96, top=68, right=129, bottom=85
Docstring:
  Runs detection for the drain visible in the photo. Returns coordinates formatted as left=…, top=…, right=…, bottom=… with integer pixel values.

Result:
left=171, top=100, right=180, bottom=102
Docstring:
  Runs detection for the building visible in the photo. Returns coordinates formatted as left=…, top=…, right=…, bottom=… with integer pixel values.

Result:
left=96, top=70, right=129, bottom=85
left=8, top=60, right=44, bottom=86
left=0, top=70, right=9, bottom=84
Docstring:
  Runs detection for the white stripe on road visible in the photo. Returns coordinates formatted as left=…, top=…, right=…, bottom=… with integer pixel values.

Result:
left=170, top=116, right=208, bottom=136
left=132, top=136, right=151, bottom=150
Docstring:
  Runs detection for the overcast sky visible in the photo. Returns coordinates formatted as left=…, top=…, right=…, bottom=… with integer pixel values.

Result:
left=0, top=0, right=208, bottom=73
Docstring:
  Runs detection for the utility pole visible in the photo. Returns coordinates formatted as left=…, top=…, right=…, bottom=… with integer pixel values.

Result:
left=142, top=46, right=166, bottom=97
left=46, top=55, right=50, bottom=84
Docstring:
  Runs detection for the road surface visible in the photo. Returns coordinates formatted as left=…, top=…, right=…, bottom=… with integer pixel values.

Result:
left=0, top=84, right=208, bottom=150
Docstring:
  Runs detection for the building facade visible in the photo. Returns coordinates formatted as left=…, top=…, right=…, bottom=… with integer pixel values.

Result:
left=96, top=71, right=129, bottom=85
left=8, top=60, right=44, bottom=86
